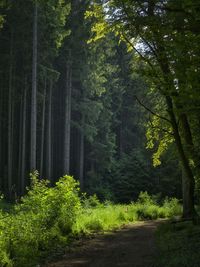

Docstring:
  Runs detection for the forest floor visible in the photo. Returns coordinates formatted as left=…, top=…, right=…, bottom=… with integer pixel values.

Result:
left=44, top=220, right=164, bottom=267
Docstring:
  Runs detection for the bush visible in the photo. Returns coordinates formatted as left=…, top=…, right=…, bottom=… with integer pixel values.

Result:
left=81, top=194, right=101, bottom=209
left=137, top=191, right=156, bottom=205
left=162, top=197, right=182, bottom=217
left=0, top=174, right=80, bottom=267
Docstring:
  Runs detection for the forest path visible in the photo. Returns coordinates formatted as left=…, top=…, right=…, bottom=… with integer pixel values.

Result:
left=44, top=220, right=164, bottom=267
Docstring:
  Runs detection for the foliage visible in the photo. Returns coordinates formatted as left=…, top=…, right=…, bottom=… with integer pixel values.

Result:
left=109, top=148, right=181, bottom=203
left=155, top=221, right=200, bottom=267
left=87, top=0, right=200, bottom=217
left=134, top=192, right=182, bottom=220
left=110, top=151, right=153, bottom=202
left=73, top=192, right=181, bottom=235
left=0, top=174, right=80, bottom=267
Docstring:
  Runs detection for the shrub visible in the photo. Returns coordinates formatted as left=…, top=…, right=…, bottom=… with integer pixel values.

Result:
left=81, top=194, right=101, bottom=209
left=162, top=197, right=182, bottom=217
left=0, top=174, right=80, bottom=267
left=137, top=191, right=156, bottom=205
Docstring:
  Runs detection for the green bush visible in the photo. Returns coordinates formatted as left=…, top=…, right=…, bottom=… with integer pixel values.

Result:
left=0, top=174, right=80, bottom=267
left=137, top=191, right=156, bottom=205
left=81, top=193, right=101, bottom=209
left=162, top=197, right=182, bottom=217
left=133, top=192, right=181, bottom=220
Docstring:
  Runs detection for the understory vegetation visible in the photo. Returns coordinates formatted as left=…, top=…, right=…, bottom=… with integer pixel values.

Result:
left=155, top=221, right=200, bottom=267
left=0, top=175, right=181, bottom=267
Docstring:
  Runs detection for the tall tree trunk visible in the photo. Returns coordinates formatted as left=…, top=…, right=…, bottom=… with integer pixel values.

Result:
left=180, top=113, right=200, bottom=171
left=18, top=96, right=23, bottom=194
left=165, top=96, right=196, bottom=218
left=0, top=75, right=2, bottom=191
left=63, top=52, right=72, bottom=174
left=21, top=85, right=27, bottom=195
left=30, top=1, right=38, bottom=171
left=46, top=79, right=52, bottom=180
left=40, top=75, right=47, bottom=177
left=79, top=115, right=85, bottom=190
left=154, top=37, right=197, bottom=218
left=8, top=29, right=13, bottom=199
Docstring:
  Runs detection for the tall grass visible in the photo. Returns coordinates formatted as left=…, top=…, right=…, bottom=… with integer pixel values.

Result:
left=73, top=192, right=182, bottom=236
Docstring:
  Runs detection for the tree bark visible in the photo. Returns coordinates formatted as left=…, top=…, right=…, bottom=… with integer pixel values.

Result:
left=0, top=74, right=2, bottom=190
left=30, top=1, right=38, bottom=171
left=46, top=79, right=52, bottom=180
left=180, top=113, right=200, bottom=170
left=63, top=52, right=72, bottom=174
left=79, top=115, right=85, bottom=190
left=21, top=84, right=27, bottom=195
left=153, top=36, right=197, bottom=219
left=40, top=75, right=47, bottom=177
left=8, top=29, right=13, bottom=199
left=165, top=96, right=196, bottom=218
left=18, top=96, right=23, bottom=194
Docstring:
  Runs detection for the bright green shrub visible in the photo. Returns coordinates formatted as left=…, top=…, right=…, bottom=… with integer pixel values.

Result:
left=137, top=191, right=156, bottom=205
left=0, top=211, right=13, bottom=267
left=81, top=193, right=101, bottom=209
left=0, top=174, right=80, bottom=267
left=162, top=197, right=182, bottom=217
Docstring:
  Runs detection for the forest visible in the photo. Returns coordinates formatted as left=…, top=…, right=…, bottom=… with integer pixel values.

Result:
left=0, top=0, right=200, bottom=266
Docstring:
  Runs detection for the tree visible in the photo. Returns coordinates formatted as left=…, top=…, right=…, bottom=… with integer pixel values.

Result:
left=87, top=0, right=200, bottom=218
left=30, top=0, right=38, bottom=171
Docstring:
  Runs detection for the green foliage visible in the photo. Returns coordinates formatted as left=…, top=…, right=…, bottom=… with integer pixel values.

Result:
left=137, top=191, right=155, bottom=205
left=0, top=174, right=80, bottom=267
left=155, top=221, right=200, bottom=267
left=111, top=151, right=153, bottom=202
left=146, top=115, right=174, bottom=167
left=81, top=194, right=101, bottom=209
left=73, top=192, right=181, bottom=236
left=110, top=144, right=182, bottom=203
left=134, top=192, right=182, bottom=220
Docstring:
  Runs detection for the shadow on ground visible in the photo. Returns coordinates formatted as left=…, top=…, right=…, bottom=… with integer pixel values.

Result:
left=44, top=221, right=164, bottom=267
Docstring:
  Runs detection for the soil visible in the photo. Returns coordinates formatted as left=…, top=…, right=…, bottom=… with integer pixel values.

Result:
left=44, top=220, right=163, bottom=267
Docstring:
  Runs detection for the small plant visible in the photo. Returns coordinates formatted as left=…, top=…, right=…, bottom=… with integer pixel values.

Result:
left=81, top=193, right=101, bottom=209
left=137, top=191, right=155, bottom=205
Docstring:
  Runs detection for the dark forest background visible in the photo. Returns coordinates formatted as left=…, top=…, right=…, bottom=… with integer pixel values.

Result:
left=0, top=0, right=182, bottom=202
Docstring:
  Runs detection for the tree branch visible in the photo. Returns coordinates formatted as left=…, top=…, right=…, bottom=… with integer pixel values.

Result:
left=135, top=95, right=172, bottom=124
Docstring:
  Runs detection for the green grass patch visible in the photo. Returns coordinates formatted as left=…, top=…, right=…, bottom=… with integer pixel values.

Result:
left=73, top=192, right=182, bottom=237
left=155, top=221, right=200, bottom=267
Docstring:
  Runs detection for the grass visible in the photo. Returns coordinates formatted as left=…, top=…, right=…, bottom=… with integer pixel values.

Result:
left=72, top=204, right=138, bottom=234
left=155, top=221, right=200, bottom=267
left=72, top=193, right=182, bottom=236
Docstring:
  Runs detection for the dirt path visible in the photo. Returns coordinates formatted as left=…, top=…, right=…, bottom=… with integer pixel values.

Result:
left=44, top=220, right=163, bottom=267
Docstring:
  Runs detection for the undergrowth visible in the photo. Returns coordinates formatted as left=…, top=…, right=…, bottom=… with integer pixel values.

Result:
left=0, top=176, right=181, bottom=267
left=155, top=221, right=200, bottom=267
